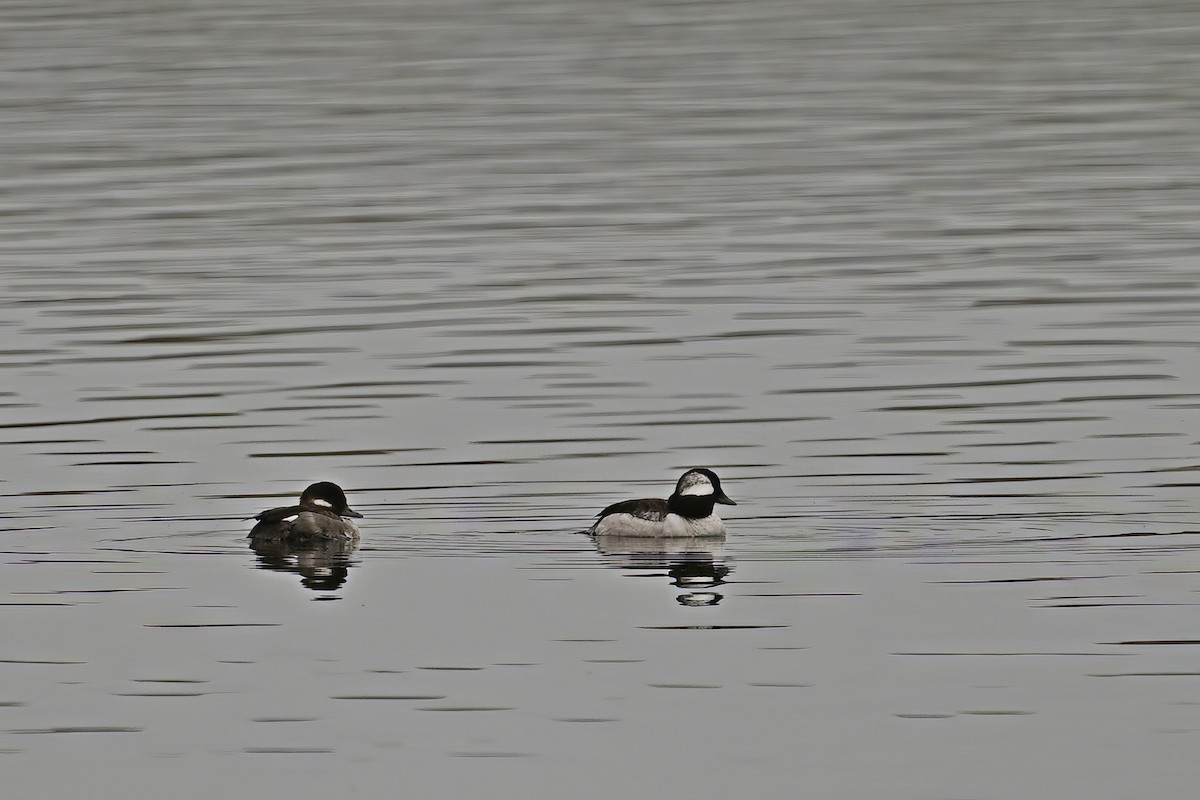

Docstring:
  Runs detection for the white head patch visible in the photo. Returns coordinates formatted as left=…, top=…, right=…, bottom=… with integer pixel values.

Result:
left=312, top=498, right=334, bottom=508
left=679, top=472, right=714, bottom=496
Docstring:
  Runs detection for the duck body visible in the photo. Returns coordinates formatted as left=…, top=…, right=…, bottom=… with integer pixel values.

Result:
left=249, top=481, right=363, bottom=544
left=590, top=468, right=735, bottom=538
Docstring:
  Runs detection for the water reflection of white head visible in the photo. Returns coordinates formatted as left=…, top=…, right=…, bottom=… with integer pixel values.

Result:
left=590, top=535, right=731, bottom=606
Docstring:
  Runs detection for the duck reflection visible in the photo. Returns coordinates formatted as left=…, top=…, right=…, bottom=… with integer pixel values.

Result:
left=248, top=537, right=359, bottom=592
left=590, top=535, right=732, bottom=606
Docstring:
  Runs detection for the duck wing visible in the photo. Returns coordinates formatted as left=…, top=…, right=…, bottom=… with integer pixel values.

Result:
left=595, top=497, right=669, bottom=522
left=253, top=505, right=342, bottom=523
left=254, top=505, right=305, bottom=523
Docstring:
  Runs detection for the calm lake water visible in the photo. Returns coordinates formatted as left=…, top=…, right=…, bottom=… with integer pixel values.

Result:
left=4, top=0, right=1200, bottom=796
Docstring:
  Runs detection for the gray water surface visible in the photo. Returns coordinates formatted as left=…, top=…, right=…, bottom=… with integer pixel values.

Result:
left=3, top=0, right=1200, bottom=797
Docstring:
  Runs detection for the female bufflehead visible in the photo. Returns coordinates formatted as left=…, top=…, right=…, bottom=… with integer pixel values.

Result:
left=249, top=481, right=363, bottom=543
left=589, top=468, right=736, bottom=538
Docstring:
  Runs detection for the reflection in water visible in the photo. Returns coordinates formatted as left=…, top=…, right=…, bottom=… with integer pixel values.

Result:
left=249, top=537, right=359, bottom=593
left=591, top=535, right=732, bottom=606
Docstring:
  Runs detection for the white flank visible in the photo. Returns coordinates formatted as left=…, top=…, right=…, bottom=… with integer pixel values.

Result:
left=593, top=512, right=725, bottom=538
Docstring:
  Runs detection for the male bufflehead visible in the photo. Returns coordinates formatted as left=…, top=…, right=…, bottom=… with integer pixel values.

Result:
left=589, top=468, right=736, bottom=538
left=249, top=481, right=363, bottom=543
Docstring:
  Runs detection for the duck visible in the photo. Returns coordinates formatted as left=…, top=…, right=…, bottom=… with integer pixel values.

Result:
left=249, top=481, right=363, bottom=543
left=589, top=468, right=736, bottom=538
